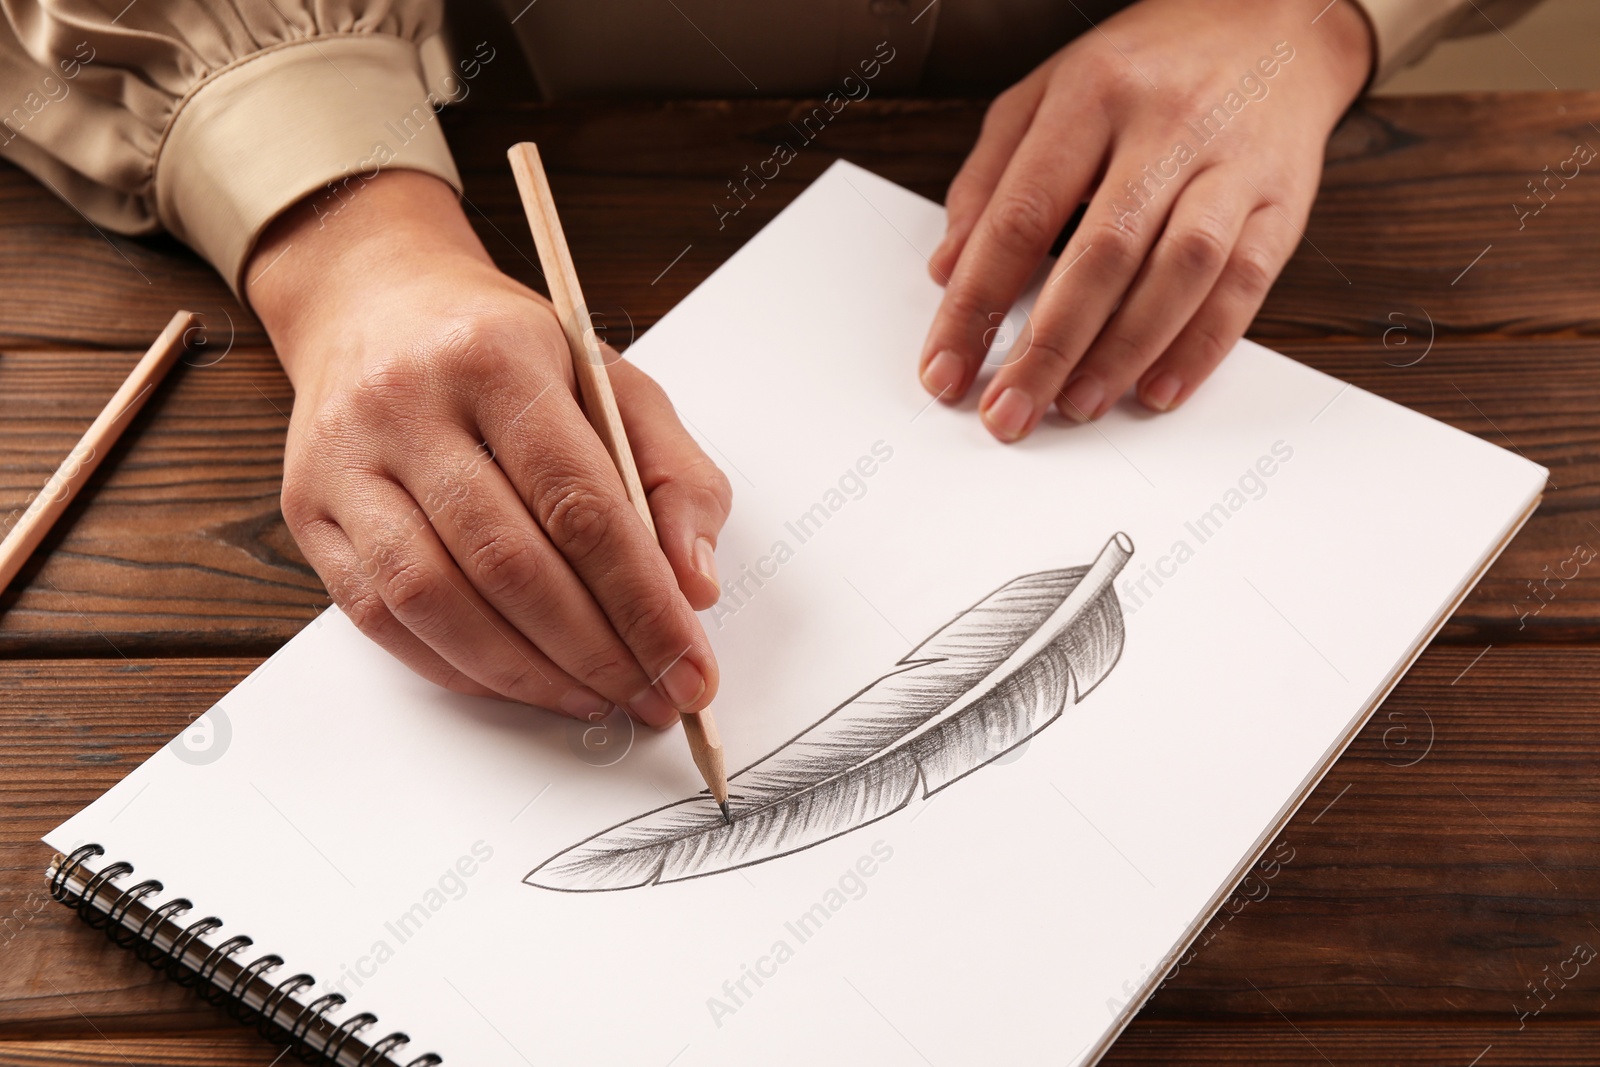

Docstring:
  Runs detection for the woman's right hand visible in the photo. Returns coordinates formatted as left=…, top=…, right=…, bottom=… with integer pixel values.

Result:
left=246, top=171, right=730, bottom=729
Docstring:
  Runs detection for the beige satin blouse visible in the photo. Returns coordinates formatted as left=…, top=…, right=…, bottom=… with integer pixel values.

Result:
left=0, top=0, right=1538, bottom=297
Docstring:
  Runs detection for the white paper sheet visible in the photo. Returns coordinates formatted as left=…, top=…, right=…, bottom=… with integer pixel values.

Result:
left=48, top=160, right=1545, bottom=1067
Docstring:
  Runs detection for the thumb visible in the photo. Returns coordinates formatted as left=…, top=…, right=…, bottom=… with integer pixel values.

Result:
left=609, top=358, right=733, bottom=612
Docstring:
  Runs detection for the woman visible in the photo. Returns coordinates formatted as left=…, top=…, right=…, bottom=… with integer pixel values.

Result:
left=0, top=0, right=1533, bottom=723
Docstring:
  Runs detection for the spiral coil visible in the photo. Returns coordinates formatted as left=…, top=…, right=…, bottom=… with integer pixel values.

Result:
left=50, top=844, right=443, bottom=1067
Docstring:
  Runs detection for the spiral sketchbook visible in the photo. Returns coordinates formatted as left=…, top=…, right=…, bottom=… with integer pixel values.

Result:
left=45, top=160, right=1545, bottom=1066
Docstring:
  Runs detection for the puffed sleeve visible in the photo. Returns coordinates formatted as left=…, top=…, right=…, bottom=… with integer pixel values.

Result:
left=1354, top=0, right=1545, bottom=85
left=0, top=0, right=462, bottom=296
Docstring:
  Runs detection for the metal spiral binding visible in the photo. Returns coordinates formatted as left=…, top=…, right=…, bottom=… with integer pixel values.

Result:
left=50, top=844, right=443, bottom=1067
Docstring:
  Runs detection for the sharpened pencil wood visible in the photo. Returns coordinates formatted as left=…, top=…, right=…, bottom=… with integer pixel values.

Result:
left=507, top=142, right=731, bottom=813
left=681, top=708, right=730, bottom=815
left=506, top=142, right=656, bottom=539
left=0, top=310, right=194, bottom=595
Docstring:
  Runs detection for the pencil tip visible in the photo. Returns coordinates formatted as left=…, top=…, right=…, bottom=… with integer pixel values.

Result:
left=719, top=800, right=732, bottom=824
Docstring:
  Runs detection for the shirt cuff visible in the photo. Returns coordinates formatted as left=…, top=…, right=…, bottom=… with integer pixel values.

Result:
left=153, top=33, right=463, bottom=299
left=1353, top=0, right=1472, bottom=84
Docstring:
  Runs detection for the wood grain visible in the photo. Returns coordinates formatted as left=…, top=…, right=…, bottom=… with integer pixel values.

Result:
left=451, top=92, right=1600, bottom=342
left=1276, top=336, right=1600, bottom=642
left=0, top=659, right=257, bottom=1035
left=1142, top=645, right=1600, bottom=1020
left=0, top=311, right=196, bottom=594
left=2, top=95, right=1598, bottom=652
left=0, top=181, right=259, bottom=353
left=2, top=1023, right=1600, bottom=1067
left=3, top=336, right=1595, bottom=652
left=1105, top=1022, right=1600, bottom=1066
left=0, top=1039, right=286, bottom=1066
left=1, top=646, right=1596, bottom=1038
left=1, top=93, right=1597, bottom=352
left=0, top=346, right=320, bottom=655
left=3, top=89, right=1599, bottom=1066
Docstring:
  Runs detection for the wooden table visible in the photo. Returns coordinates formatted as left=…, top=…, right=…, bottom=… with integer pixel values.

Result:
left=2, top=92, right=1597, bottom=1065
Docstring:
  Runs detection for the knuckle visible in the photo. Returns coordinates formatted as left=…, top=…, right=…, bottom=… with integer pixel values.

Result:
left=344, top=316, right=519, bottom=419
left=1166, top=222, right=1230, bottom=277
left=687, top=456, right=734, bottom=514
left=1093, top=329, right=1149, bottom=371
left=1081, top=49, right=1142, bottom=98
left=618, top=593, right=677, bottom=648
left=346, top=354, right=427, bottom=417
left=1086, top=218, right=1144, bottom=272
left=1250, top=173, right=1296, bottom=208
left=982, top=87, right=1018, bottom=126
left=945, top=172, right=983, bottom=217
left=1161, top=86, right=1203, bottom=116
left=540, top=484, right=618, bottom=563
left=293, top=405, right=364, bottom=466
left=433, top=666, right=480, bottom=695
left=1019, top=337, right=1075, bottom=376
left=616, top=362, right=668, bottom=408
left=342, top=587, right=393, bottom=637
left=1191, top=321, right=1236, bottom=366
left=382, top=557, right=447, bottom=623
left=1228, top=244, right=1279, bottom=297
left=655, top=479, right=730, bottom=533
left=941, top=282, right=995, bottom=325
left=708, top=469, right=735, bottom=514
left=988, top=182, right=1059, bottom=255
left=419, top=315, right=503, bottom=378
left=468, top=528, right=542, bottom=601
left=279, top=479, right=316, bottom=532
left=486, top=658, right=547, bottom=702
left=570, top=645, right=634, bottom=686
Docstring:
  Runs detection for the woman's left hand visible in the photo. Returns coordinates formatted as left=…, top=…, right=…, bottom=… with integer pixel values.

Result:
left=918, top=0, right=1374, bottom=441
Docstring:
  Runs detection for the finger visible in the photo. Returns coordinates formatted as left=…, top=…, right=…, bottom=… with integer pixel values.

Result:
left=610, top=360, right=733, bottom=612
left=1138, top=203, right=1303, bottom=411
left=919, top=95, right=1111, bottom=404
left=930, top=70, right=1050, bottom=283
left=295, top=515, right=501, bottom=701
left=1062, top=166, right=1255, bottom=419
left=482, top=385, right=719, bottom=716
left=394, top=430, right=673, bottom=722
left=976, top=137, right=1189, bottom=440
left=331, top=476, right=626, bottom=723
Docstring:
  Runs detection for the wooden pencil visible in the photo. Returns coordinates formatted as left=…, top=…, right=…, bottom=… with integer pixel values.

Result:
left=0, top=309, right=195, bottom=595
left=507, top=142, right=731, bottom=820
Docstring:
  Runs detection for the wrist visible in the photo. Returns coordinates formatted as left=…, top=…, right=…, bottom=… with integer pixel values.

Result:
left=245, top=170, right=494, bottom=387
left=1312, top=0, right=1377, bottom=102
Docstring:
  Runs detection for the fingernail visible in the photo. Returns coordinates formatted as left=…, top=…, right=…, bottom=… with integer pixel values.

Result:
left=628, top=686, right=678, bottom=728
left=1142, top=372, right=1182, bottom=412
left=560, top=686, right=611, bottom=720
left=694, top=536, right=720, bottom=590
left=659, top=658, right=706, bottom=709
left=921, top=349, right=964, bottom=399
left=1061, top=375, right=1105, bottom=422
left=984, top=387, right=1034, bottom=442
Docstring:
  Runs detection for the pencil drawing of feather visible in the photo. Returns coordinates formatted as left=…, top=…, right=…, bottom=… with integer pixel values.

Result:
left=527, top=532, right=1134, bottom=891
